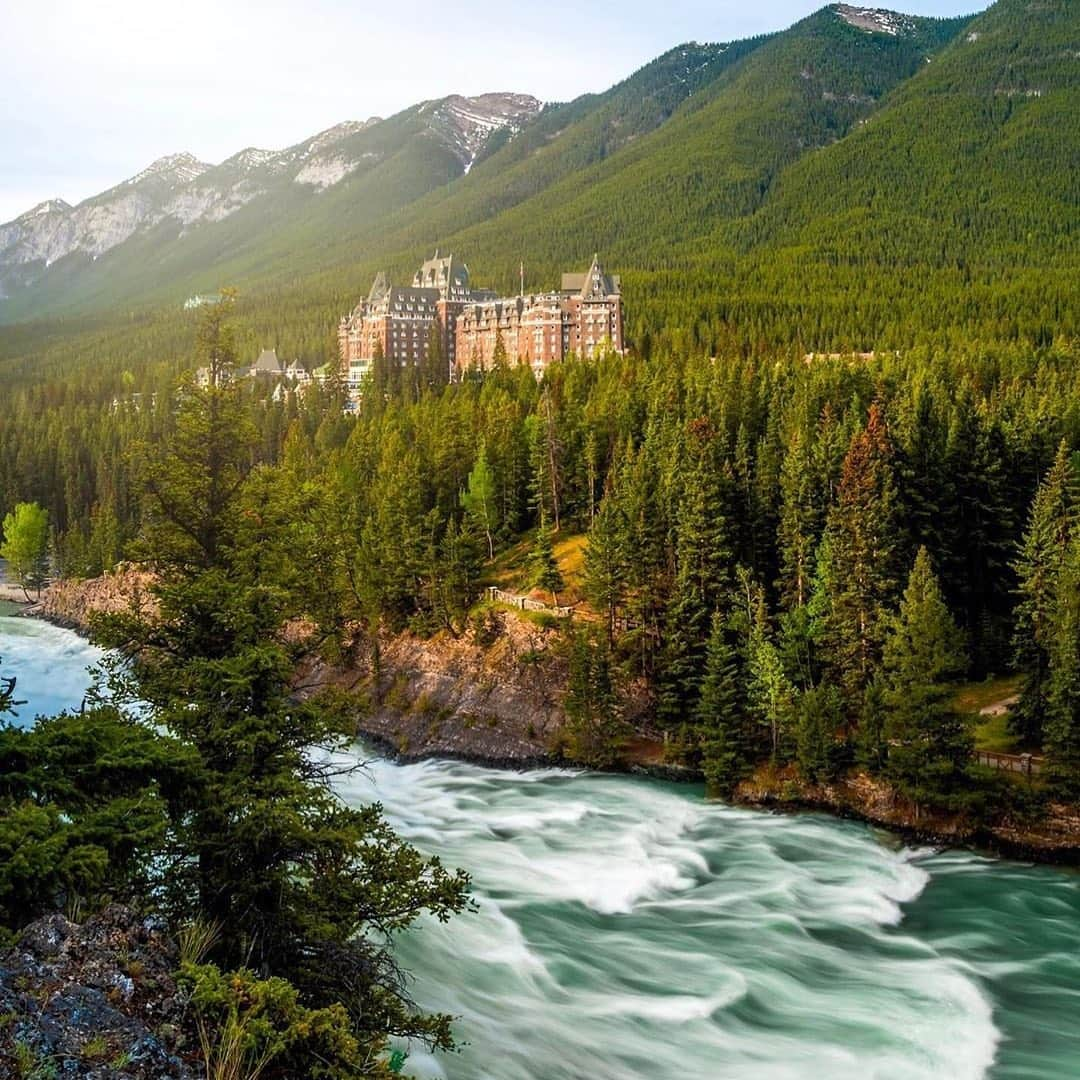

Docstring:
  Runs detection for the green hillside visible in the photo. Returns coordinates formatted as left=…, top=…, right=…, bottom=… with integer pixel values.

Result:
left=1, top=0, right=1077, bottom=388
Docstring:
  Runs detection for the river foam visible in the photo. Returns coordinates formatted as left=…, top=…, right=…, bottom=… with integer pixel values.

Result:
left=335, top=753, right=1006, bottom=1080
left=0, top=603, right=103, bottom=721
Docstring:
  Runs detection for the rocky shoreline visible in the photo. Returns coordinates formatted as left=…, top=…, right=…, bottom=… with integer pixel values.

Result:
left=20, top=572, right=1080, bottom=866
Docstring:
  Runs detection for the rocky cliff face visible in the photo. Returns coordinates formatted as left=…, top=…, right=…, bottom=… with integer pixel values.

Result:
left=422, top=93, right=542, bottom=171
left=37, top=565, right=157, bottom=633
left=36, top=573, right=574, bottom=765
left=300, top=609, right=567, bottom=765
left=0, top=155, right=214, bottom=297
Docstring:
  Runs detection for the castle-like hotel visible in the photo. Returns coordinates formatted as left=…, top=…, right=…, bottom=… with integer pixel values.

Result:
left=338, top=252, right=623, bottom=389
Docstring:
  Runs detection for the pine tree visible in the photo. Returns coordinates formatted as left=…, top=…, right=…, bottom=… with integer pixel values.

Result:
left=856, top=678, right=888, bottom=773
left=532, top=525, right=565, bottom=606
left=941, top=398, right=1015, bottom=674
left=562, top=629, right=625, bottom=767
left=527, top=388, right=563, bottom=530
left=94, top=304, right=471, bottom=1063
left=1012, top=441, right=1074, bottom=746
left=360, top=434, right=428, bottom=630
left=584, top=492, right=629, bottom=642
left=492, top=329, right=509, bottom=370
left=777, top=427, right=820, bottom=612
left=657, top=430, right=733, bottom=726
left=796, top=685, right=841, bottom=783
left=696, top=611, right=750, bottom=792
left=1045, top=535, right=1080, bottom=798
left=747, top=592, right=796, bottom=763
left=820, top=403, right=903, bottom=710
left=882, top=547, right=970, bottom=807
left=421, top=323, right=449, bottom=391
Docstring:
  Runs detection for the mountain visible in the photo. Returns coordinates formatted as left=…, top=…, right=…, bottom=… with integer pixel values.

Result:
left=0, top=0, right=1076, bottom=369
left=372, top=2, right=970, bottom=293
left=371, top=0, right=1074, bottom=350
left=0, top=154, right=212, bottom=299
left=0, top=93, right=540, bottom=316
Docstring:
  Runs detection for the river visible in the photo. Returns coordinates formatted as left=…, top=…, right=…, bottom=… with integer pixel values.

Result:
left=4, top=605, right=1080, bottom=1079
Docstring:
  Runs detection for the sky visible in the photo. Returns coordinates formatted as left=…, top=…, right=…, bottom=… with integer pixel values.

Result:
left=1, top=0, right=981, bottom=224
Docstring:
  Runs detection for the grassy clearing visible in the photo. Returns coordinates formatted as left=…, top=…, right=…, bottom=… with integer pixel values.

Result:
left=952, top=674, right=1025, bottom=753
left=953, top=674, right=1023, bottom=716
left=481, top=530, right=591, bottom=607
left=973, top=712, right=1020, bottom=754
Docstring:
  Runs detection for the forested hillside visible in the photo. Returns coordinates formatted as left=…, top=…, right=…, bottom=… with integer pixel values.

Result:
left=3, top=0, right=1075, bottom=398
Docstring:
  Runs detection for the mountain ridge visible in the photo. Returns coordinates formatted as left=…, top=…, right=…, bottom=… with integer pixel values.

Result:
left=1, top=0, right=1075, bottom=366
left=0, top=93, right=541, bottom=305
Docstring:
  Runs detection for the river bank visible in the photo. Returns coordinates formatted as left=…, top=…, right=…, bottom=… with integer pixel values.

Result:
left=22, top=570, right=1080, bottom=865
left=0, top=581, right=33, bottom=605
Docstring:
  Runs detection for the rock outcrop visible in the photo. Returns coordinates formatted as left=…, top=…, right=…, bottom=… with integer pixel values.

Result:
left=35, top=565, right=157, bottom=634
left=300, top=609, right=569, bottom=765
left=0, top=905, right=195, bottom=1079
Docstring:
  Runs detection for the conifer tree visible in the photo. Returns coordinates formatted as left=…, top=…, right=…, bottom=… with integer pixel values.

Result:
left=657, top=426, right=732, bottom=726
left=532, top=525, right=564, bottom=606
left=796, top=685, right=841, bottom=783
left=527, top=388, right=563, bottom=530
left=1013, top=441, right=1074, bottom=746
left=747, top=592, right=796, bottom=763
left=421, top=323, right=449, bottom=390
left=360, top=434, right=428, bottom=629
left=462, top=441, right=498, bottom=559
left=819, top=403, right=902, bottom=710
left=941, top=398, right=1015, bottom=674
left=856, top=678, right=888, bottom=773
left=882, top=547, right=970, bottom=807
left=562, top=628, right=625, bottom=767
left=95, top=305, right=471, bottom=1065
left=894, top=382, right=950, bottom=560
left=584, top=492, right=629, bottom=642
left=1045, top=535, right=1080, bottom=798
left=696, top=611, right=750, bottom=791
left=777, top=427, right=820, bottom=612
left=492, top=329, right=509, bottom=370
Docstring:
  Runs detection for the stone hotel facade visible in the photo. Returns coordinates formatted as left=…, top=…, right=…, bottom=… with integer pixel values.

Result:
left=338, top=252, right=623, bottom=389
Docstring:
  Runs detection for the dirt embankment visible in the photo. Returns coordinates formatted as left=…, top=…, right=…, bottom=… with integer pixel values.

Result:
left=28, top=573, right=1080, bottom=862
left=29, top=572, right=578, bottom=764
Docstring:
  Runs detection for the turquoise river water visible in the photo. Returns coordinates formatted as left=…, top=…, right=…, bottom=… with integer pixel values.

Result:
left=4, top=602, right=1080, bottom=1079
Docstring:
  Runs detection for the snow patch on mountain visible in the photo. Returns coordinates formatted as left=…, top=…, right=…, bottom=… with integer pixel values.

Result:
left=835, top=5, right=916, bottom=37
left=292, top=120, right=383, bottom=189
left=125, top=152, right=211, bottom=187
left=422, top=93, right=542, bottom=170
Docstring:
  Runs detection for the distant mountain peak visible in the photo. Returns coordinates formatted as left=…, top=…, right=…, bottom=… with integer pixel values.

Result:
left=19, top=199, right=71, bottom=221
left=125, top=152, right=211, bottom=187
left=834, top=4, right=917, bottom=37
left=422, top=92, right=543, bottom=170
left=230, top=147, right=280, bottom=170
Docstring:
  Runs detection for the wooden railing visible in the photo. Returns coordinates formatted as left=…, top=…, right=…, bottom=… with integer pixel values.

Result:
left=486, top=587, right=574, bottom=619
left=973, top=749, right=1043, bottom=777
